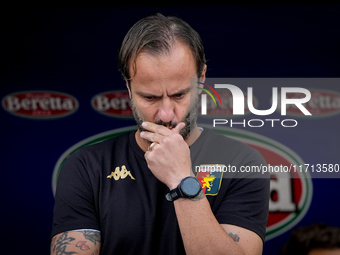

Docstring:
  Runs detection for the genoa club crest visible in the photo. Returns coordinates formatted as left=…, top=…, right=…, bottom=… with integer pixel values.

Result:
left=195, top=164, right=224, bottom=195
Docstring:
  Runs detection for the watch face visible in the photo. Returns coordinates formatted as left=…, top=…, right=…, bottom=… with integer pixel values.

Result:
left=181, top=177, right=201, bottom=197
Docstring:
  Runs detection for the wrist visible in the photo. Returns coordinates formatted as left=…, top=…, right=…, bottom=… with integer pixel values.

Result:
left=167, top=167, right=195, bottom=190
left=167, top=174, right=191, bottom=190
left=165, top=176, right=202, bottom=202
left=167, top=179, right=185, bottom=190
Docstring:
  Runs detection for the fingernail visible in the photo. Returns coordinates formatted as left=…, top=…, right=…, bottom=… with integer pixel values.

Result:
left=140, top=131, right=145, bottom=137
left=142, top=122, right=147, bottom=127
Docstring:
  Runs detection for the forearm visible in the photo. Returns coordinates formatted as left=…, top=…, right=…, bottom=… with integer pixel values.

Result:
left=174, top=193, right=244, bottom=255
left=51, top=230, right=101, bottom=255
left=141, top=123, right=263, bottom=254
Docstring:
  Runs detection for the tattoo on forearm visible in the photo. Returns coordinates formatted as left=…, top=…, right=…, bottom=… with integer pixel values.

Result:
left=76, top=241, right=90, bottom=251
left=228, top=232, right=240, bottom=242
left=82, top=230, right=101, bottom=245
left=52, top=232, right=77, bottom=255
left=90, top=248, right=99, bottom=255
left=51, top=231, right=101, bottom=255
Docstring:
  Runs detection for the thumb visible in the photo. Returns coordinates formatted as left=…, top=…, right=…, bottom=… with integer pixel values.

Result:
left=173, top=122, right=185, bottom=133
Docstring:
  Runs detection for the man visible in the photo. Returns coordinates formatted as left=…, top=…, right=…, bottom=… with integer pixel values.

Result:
left=280, top=223, right=340, bottom=255
left=51, top=13, right=269, bottom=255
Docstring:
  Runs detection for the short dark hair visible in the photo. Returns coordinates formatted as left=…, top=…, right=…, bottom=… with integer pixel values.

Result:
left=280, top=223, right=340, bottom=255
left=118, top=13, right=206, bottom=83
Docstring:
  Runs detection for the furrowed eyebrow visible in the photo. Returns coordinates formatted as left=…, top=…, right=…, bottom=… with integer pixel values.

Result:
left=135, top=86, right=191, bottom=98
left=168, top=87, right=191, bottom=97
left=136, top=91, right=162, bottom=98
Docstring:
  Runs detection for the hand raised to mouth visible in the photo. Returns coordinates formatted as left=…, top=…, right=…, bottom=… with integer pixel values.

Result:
left=140, top=121, right=192, bottom=190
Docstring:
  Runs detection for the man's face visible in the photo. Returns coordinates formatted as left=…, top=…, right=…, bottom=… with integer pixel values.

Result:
left=127, top=41, right=205, bottom=141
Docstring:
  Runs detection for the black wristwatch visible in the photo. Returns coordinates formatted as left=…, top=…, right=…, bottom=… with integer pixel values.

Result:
left=165, top=176, right=202, bottom=201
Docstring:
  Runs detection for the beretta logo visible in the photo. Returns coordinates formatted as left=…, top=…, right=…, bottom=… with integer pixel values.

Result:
left=2, top=90, right=79, bottom=119
left=277, top=89, right=340, bottom=118
left=91, top=90, right=133, bottom=118
left=52, top=125, right=312, bottom=240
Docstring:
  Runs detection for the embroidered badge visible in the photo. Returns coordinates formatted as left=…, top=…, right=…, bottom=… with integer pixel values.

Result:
left=196, top=164, right=223, bottom=195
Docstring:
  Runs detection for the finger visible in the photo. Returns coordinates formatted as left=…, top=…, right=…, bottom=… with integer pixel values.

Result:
left=140, top=130, right=163, bottom=143
left=173, top=122, right=185, bottom=133
left=148, top=142, right=158, bottom=152
left=142, top=122, right=171, bottom=136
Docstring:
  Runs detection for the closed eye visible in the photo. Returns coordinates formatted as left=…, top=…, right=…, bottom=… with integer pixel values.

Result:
left=171, top=92, right=187, bottom=100
left=173, top=94, right=184, bottom=99
left=143, top=95, right=160, bottom=101
left=170, top=87, right=191, bottom=100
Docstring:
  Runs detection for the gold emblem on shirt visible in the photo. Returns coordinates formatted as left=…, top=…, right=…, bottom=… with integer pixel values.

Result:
left=107, top=165, right=135, bottom=181
left=200, top=174, right=216, bottom=191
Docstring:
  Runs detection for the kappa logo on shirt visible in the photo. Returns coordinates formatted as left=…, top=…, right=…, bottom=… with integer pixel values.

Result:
left=107, top=165, right=135, bottom=181
left=196, top=164, right=223, bottom=196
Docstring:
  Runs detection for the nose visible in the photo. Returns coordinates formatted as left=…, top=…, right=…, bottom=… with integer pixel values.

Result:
left=157, top=97, right=175, bottom=123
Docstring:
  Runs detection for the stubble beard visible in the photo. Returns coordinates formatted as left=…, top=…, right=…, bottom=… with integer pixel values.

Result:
left=130, top=96, right=199, bottom=141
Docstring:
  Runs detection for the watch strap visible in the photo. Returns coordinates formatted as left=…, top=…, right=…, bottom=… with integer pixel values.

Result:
left=165, top=176, right=202, bottom=202
left=165, top=187, right=182, bottom=201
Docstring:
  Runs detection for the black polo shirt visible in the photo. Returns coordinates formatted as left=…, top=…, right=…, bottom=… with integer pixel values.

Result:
left=52, top=128, right=269, bottom=254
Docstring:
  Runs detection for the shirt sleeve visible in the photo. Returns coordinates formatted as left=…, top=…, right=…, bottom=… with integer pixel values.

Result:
left=215, top=148, right=270, bottom=243
left=51, top=149, right=100, bottom=238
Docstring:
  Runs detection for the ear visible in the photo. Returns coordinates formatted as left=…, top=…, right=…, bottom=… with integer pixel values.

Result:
left=197, top=64, right=207, bottom=95
left=199, top=64, right=207, bottom=84
left=126, top=81, right=132, bottom=99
